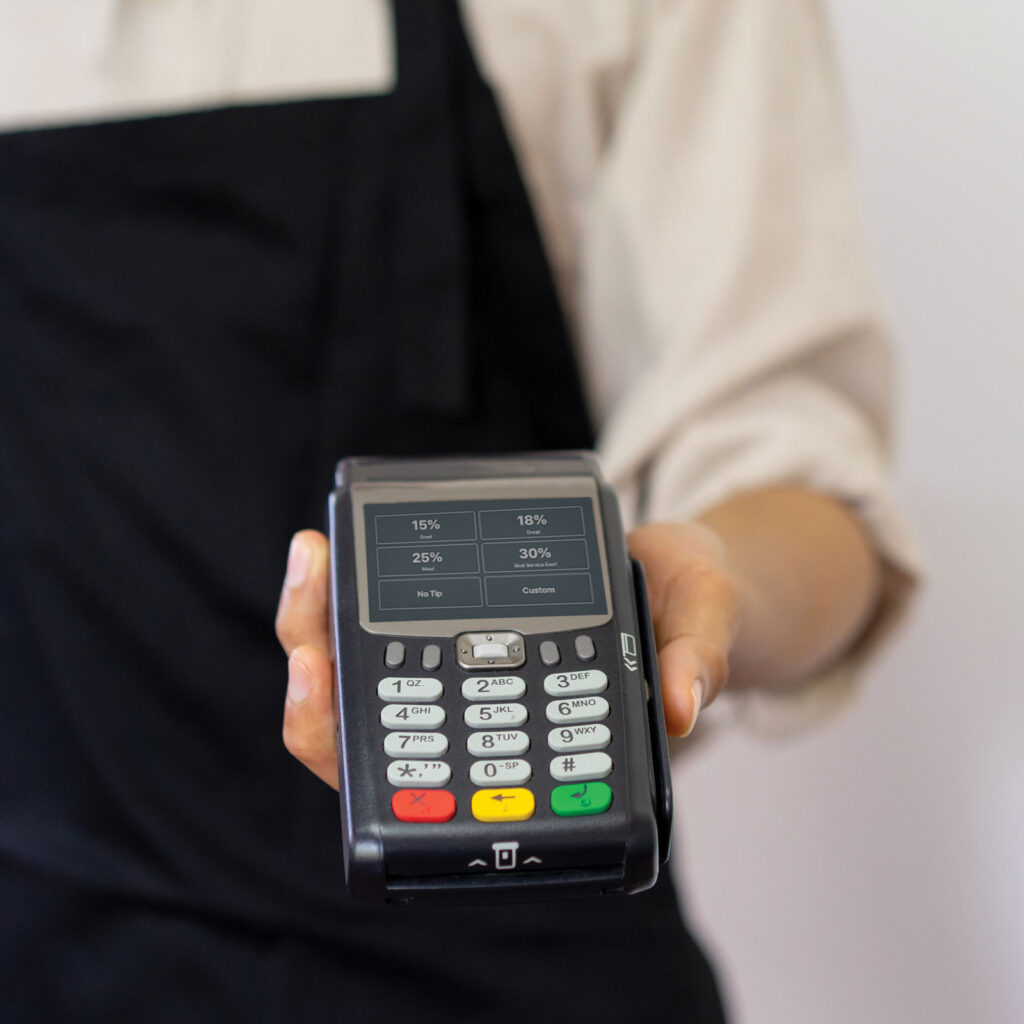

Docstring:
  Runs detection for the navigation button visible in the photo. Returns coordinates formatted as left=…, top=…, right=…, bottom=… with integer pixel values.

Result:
left=472, top=641, right=509, bottom=660
left=456, top=631, right=525, bottom=670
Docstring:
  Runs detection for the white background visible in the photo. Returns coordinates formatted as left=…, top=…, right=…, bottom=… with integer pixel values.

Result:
left=673, top=2, right=1024, bottom=1022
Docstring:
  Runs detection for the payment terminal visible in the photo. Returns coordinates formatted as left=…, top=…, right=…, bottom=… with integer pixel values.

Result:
left=327, top=452, right=672, bottom=904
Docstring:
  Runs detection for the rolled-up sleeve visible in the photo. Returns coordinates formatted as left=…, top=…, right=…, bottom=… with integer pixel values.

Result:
left=575, top=0, right=921, bottom=725
left=466, top=0, right=921, bottom=727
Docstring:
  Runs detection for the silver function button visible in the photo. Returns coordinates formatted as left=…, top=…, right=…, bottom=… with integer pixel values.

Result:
left=387, top=760, right=452, bottom=788
left=473, top=642, right=508, bottom=659
left=470, top=759, right=532, bottom=787
left=377, top=677, right=443, bottom=702
left=380, top=704, right=446, bottom=730
left=548, top=723, right=612, bottom=753
left=546, top=695, right=610, bottom=724
left=464, top=703, right=528, bottom=728
left=461, top=676, right=527, bottom=701
left=574, top=635, right=597, bottom=662
left=384, top=641, right=406, bottom=669
left=421, top=644, right=442, bottom=672
left=543, top=669, right=608, bottom=697
left=539, top=640, right=561, bottom=666
left=549, top=751, right=613, bottom=782
left=466, top=730, right=530, bottom=758
left=456, top=631, right=525, bottom=670
left=384, top=732, right=449, bottom=758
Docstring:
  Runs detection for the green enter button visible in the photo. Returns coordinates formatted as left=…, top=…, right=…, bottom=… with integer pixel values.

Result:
left=550, top=781, right=612, bottom=817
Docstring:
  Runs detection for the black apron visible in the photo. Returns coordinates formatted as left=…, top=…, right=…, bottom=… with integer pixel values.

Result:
left=0, top=3, right=727, bottom=1021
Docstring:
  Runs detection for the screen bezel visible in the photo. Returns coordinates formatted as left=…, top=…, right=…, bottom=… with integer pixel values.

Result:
left=351, top=476, right=614, bottom=637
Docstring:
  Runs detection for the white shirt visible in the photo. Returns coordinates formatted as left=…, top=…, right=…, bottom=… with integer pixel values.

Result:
left=0, top=0, right=920, bottom=726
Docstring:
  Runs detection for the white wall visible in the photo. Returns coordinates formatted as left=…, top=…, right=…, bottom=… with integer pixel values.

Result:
left=672, top=3, right=1024, bottom=1022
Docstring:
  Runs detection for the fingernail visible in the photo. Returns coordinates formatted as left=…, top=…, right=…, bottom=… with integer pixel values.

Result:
left=683, top=679, right=704, bottom=738
left=287, top=653, right=313, bottom=704
left=285, top=535, right=312, bottom=589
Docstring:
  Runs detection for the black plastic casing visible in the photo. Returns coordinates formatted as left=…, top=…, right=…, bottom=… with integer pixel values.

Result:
left=327, top=452, right=672, bottom=905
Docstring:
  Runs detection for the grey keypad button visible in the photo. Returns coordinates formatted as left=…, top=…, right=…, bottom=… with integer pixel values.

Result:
left=377, top=677, right=443, bottom=702
left=574, top=635, right=597, bottom=662
left=463, top=703, right=528, bottom=728
left=387, top=760, right=452, bottom=788
left=421, top=644, right=442, bottom=672
left=384, top=641, right=406, bottom=669
left=380, top=704, right=446, bottom=730
left=545, top=695, right=610, bottom=724
left=470, top=758, right=532, bottom=787
left=548, top=723, right=611, bottom=753
left=466, top=730, right=530, bottom=758
left=539, top=640, right=561, bottom=666
left=549, top=751, right=613, bottom=782
left=384, top=732, right=449, bottom=758
left=543, top=669, right=608, bottom=697
left=461, top=676, right=527, bottom=701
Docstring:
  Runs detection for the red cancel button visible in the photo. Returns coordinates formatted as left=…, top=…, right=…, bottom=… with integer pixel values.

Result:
left=392, top=789, right=456, bottom=823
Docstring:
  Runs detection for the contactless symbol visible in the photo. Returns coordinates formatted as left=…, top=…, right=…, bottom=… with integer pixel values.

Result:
left=621, top=632, right=638, bottom=671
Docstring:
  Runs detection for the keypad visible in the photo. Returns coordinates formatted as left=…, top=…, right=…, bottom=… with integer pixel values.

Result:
left=380, top=634, right=614, bottom=823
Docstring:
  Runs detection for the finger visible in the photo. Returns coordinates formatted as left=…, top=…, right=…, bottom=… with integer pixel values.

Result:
left=650, top=568, right=736, bottom=737
left=629, top=524, right=739, bottom=738
left=656, top=635, right=729, bottom=737
left=275, top=530, right=332, bottom=657
left=282, top=644, right=340, bottom=789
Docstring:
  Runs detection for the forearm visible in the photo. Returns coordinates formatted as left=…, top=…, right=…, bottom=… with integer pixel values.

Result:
left=697, top=485, right=885, bottom=692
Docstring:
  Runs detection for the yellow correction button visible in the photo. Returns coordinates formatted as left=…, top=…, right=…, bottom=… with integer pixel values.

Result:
left=471, top=788, right=535, bottom=822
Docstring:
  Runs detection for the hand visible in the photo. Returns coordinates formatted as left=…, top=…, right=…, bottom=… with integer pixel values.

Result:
left=275, top=529, right=340, bottom=789
left=275, top=518, right=741, bottom=793
left=627, top=522, right=741, bottom=736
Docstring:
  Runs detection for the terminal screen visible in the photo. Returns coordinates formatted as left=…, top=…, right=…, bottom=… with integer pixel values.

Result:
left=363, top=497, right=608, bottom=622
